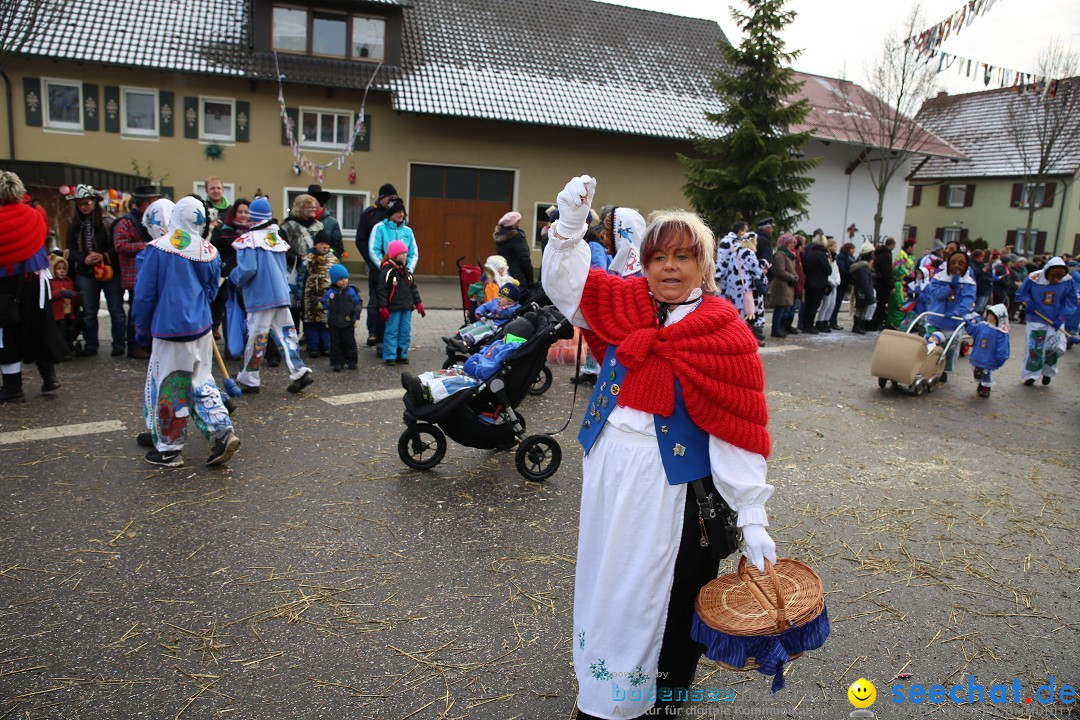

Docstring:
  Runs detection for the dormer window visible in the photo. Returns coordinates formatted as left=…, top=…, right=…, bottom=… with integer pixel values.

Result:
left=272, top=4, right=385, bottom=62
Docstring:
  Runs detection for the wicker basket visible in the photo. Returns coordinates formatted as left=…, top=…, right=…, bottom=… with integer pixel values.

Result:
left=694, top=556, right=827, bottom=673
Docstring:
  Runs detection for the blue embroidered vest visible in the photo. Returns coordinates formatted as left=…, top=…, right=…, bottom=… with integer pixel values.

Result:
left=578, top=345, right=710, bottom=485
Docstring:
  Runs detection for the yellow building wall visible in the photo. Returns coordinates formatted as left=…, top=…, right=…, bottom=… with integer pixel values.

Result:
left=2, top=59, right=696, bottom=272
left=904, top=176, right=1080, bottom=256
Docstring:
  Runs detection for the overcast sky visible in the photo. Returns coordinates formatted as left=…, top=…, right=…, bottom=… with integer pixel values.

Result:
left=597, top=0, right=1080, bottom=96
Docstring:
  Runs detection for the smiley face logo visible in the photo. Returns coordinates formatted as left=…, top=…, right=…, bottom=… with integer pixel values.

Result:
left=848, top=678, right=876, bottom=708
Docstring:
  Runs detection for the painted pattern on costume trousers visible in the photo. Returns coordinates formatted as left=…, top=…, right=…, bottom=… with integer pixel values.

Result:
left=237, top=307, right=310, bottom=386
left=142, top=335, right=232, bottom=452
left=1022, top=324, right=1062, bottom=381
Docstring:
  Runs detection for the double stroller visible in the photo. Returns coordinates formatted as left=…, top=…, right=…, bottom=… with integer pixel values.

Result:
left=442, top=281, right=555, bottom=396
left=397, top=306, right=575, bottom=481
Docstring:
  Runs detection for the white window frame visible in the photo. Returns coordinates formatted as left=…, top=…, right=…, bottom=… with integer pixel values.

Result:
left=198, top=96, right=236, bottom=143
left=945, top=184, right=967, bottom=208
left=532, top=202, right=551, bottom=250
left=1020, top=183, right=1046, bottom=209
left=1015, top=228, right=1040, bottom=256
left=283, top=187, right=369, bottom=238
left=941, top=227, right=962, bottom=245
left=906, top=185, right=915, bottom=207
left=42, top=77, right=83, bottom=132
left=121, top=86, right=159, bottom=138
left=297, top=106, right=356, bottom=150
left=192, top=181, right=237, bottom=203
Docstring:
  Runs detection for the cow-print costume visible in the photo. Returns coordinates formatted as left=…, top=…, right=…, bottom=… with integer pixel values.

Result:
left=715, top=232, right=767, bottom=331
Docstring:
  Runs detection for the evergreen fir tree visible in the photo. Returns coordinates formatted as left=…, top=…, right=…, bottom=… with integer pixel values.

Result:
left=680, top=0, right=818, bottom=233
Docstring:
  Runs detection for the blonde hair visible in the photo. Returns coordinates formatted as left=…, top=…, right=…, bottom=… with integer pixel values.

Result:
left=811, top=233, right=828, bottom=247
left=205, top=175, right=223, bottom=187
left=0, top=171, right=27, bottom=205
left=292, top=193, right=317, bottom=216
left=639, top=209, right=717, bottom=294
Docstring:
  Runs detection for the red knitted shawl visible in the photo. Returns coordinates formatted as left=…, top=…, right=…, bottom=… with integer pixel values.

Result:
left=580, top=269, right=770, bottom=458
left=0, top=202, right=47, bottom=273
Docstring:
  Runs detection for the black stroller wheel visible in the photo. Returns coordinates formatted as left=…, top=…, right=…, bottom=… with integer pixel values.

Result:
left=515, top=435, right=561, bottom=481
left=398, top=423, right=447, bottom=470
left=877, top=377, right=888, bottom=389
left=527, top=365, right=553, bottom=396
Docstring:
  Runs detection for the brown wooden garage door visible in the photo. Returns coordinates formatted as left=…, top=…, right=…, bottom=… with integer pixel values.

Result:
left=408, top=164, right=514, bottom=276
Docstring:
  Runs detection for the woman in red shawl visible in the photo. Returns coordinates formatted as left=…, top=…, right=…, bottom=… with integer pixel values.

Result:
left=543, top=176, right=777, bottom=720
left=0, top=171, right=62, bottom=402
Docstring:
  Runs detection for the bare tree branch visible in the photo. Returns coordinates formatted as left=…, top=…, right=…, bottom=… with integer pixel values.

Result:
left=1002, top=42, right=1080, bottom=253
left=836, top=3, right=947, bottom=240
left=0, top=0, right=62, bottom=74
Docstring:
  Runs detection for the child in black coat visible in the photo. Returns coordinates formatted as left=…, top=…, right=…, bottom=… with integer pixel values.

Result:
left=322, top=264, right=362, bottom=371
left=377, top=240, right=425, bottom=365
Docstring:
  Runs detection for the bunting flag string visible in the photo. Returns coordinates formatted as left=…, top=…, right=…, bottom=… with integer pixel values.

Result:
left=928, top=48, right=1072, bottom=102
left=912, top=0, right=1003, bottom=59
left=274, top=52, right=382, bottom=183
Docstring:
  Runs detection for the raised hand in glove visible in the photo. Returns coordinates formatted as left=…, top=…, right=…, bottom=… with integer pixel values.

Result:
left=416, top=303, right=426, bottom=318
left=379, top=307, right=390, bottom=322
left=553, top=175, right=597, bottom=241
left=741, top=524, right=777, bottom=573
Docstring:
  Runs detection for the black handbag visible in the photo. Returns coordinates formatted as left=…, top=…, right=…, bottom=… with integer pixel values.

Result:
left=691, top=478, right=740, bottom=560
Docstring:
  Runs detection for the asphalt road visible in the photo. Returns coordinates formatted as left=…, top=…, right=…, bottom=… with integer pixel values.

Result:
left=1, top=308, right=1076, bottom=719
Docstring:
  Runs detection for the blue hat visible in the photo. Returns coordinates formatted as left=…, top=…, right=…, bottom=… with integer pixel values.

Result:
left=329, top=264, right=349, bottom=284
left=248, top=197, right=272, bottom=224
left=498, top=283, right=520, bottom=302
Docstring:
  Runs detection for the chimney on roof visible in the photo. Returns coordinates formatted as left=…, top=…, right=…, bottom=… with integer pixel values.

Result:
left=935, top=91, right=949, bottom=99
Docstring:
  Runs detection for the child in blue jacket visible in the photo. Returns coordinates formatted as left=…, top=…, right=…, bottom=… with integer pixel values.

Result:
left=965, top=304, right=1010, bottom=398
left=132, top=196, right=239, bottom=468
left=454, top=283, right=522, bottom=345
left=1013, top=256, right=1077, bottom=386
left=321, top=264, right=362, bottom=371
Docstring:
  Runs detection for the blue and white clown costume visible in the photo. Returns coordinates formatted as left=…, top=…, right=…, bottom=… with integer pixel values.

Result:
left=229, top=198, right=312, bottom=390
left=132, top=196, right=235, bottom=458
left=964, top=304, right=1010, bottom=391
left=1013, top=256, right=1077, bottom=384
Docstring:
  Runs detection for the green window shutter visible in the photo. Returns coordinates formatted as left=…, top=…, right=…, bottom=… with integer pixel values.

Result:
left=24, top=77, right=42, bottom=126
left=235, top=100, right=250, bottom=142
left=103, top=86, right=120, bottom=133
left=158, top=91, right=174, bottom=136
left=182, top=96, right=198, bottom=138
left=281, top=106, right=298, bottom=145
left=82, top=83, right=99, bottom=131
left=353, top=113, right=371, bottom=151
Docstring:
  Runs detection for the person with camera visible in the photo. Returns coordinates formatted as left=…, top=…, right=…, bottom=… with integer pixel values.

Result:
left=543, top=175, right=777, bottom=720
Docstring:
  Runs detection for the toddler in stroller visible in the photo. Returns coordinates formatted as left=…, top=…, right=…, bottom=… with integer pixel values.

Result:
left=397, top=307, right=574, bottom=481
left=445, top=283, right=521, bottom=353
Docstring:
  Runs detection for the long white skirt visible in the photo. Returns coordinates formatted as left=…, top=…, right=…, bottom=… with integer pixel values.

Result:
left=574, top=423, right=686, bottom=719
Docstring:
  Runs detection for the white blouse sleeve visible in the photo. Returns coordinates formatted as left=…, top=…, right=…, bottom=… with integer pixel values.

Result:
left=709, top=436, right=774, bottom=527
left=541, top=233, right=592, bottom=329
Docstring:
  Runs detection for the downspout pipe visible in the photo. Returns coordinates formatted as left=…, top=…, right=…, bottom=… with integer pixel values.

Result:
left=1, top=70, right=14, bottom=160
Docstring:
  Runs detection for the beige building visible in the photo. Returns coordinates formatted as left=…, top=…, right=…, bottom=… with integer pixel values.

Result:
left=904, top=86, right=1080, bottom=257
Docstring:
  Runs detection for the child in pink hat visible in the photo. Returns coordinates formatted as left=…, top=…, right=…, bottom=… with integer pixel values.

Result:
left=377, top=239, right=424, bottom=365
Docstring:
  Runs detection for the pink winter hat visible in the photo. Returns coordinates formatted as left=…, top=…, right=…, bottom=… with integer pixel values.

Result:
left=497, top=211, right=522, bottom=227
left=387, top=239, right=408, bottom=258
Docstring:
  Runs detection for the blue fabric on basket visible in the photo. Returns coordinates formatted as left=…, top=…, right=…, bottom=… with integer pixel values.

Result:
left=691, top=605, right=831, bottom=692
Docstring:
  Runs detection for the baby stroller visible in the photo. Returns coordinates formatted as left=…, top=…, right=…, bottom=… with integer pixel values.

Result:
left=397, top=307, right=575, bottom=481
left=869, top=312, right=965, bottom=395
left=441, top=284, right=555, bottom=396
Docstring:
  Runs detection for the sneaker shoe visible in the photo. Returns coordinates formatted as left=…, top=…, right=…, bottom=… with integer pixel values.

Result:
left=238, top=382, right=260, bottom=394
left=397, top=358, right=410, bottom=365
left=331, top=364, right=343, bottom=372
left=366, top=334, right=377, bottom=347
left=136, top=431, right=153, bottom=448
left=384, top=359, right=397, bottom=367
left=401, top=372, right=427, bottom=405
left=145, top=449, right=183, bottom=467
left=111, top=346, right=125, bottom=357
left=347, top=363, right=357, bottom=370
left=287, top=371, right=315, bottom=393
left=1024, top=378, right=1036, bottom=386
left=939, top=372, right=948, bottom=383
left=128, top=347, right=151, bottom=360
left=308, top=349, right=321, bottom=358
left=206, top=431, right=241, bottom=466
left=1041, top=376, right=1051, bottom=386
left=977, top=385, right=991, bottom=398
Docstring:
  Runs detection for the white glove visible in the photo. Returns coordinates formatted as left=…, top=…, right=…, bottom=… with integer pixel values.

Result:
left=741, top=524, right=777, bottom=572
left=554, top=175, right=597, bottom=241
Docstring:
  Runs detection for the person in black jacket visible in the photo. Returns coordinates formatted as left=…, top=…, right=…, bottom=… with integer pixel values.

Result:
left=869, top=243, right=894, bottom=331
left=322, top=264, right=362, bottom=371
left=493, top=211, right=534, bottom=287
left=799, top=234, right=833, bottom=333
left=755, top=217, right=775, bottom=275
left=358, top=183, right=398, bottom=347
left=832, top=242, right=855, bottom=329
left=65, top=185, right=126, bottom=356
